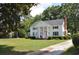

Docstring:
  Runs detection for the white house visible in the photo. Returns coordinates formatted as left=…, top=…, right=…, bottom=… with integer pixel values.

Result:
left=30, top=17, right=67, bottom=38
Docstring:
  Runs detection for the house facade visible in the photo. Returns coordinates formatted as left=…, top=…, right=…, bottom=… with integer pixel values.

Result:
left=30, top=17, right=67, bottom=38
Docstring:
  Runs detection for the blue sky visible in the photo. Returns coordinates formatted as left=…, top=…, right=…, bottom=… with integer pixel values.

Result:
left=30, top=3, right=61, bottom=17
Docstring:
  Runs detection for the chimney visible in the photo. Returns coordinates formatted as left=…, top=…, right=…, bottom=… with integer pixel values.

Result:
left=64, top=16, right=67, bottom=35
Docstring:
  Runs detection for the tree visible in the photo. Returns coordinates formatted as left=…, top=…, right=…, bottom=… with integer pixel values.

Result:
left=60, top=3, right=79, bottom=34
left=20, top=16, right=34, bottom=37
left=0, top=3, right=37, bottom=37
left=19, top=15, right=41, bottom=37
left=41, top=6, right=62, bottom=20
left=40, top=3, right=79, bottom=34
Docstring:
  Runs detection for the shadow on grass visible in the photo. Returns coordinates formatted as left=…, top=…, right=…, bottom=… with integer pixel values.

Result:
left=63, top=46, right=79, bottom=55
left=0, top=45, right=34, bottom=55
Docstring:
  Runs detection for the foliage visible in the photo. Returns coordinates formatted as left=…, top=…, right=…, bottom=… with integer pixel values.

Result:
left=29, top=36, right=36, bottom=39
left=72, top=33, right=79, bottom=48
left=0, top=32, right=8, bottom=38
left=20, top=14, right=42, bottom=38
left=0, top=3, right=37, bottom=37
left=60, top=4, right=79, bottom=34
left=64, top=35, right=71, bottom=39
left=48, top=36, right=71, bottom=40
left=41, top=6, right=62, bottom=20
left=17, top=29, right=26, bottom=38
left=63, top=46, right=79, bottom=55
left=48, top=37, right=52, bottom=40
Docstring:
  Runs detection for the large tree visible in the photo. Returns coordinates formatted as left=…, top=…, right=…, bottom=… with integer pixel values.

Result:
left=41, top=6, right=62, bottom=20
left=0, top=3, right=36, bottom=37
left=60, top=3, right=79, bottom=34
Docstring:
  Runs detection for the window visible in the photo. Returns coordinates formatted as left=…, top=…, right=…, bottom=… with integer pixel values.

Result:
left=53, top=26, right=58, bottom=29
left=53, top=32, right=59, bottom=36
left=33, top=27, right=37, bottom=30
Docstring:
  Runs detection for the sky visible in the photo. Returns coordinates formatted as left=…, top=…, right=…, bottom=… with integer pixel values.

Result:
left=30, top=3, right=61, bottom=17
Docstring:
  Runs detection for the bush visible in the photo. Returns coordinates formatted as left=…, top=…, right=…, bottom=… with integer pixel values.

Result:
left=48, top=36, right=63, bottom=40
left=0, top=32, right=9, bottom=38
left=48, top=37, right=52, bottom=40
left=72, top=33, right=79, bottom=49
left=29, top=36, right=36, bottom=39
left=48, top=35, right=71, bottom=40
left=64, top=35, right=71, bottom=40
left=52, top=36, right=63, bottom=40
left=18, top=29, right=26, bottom=38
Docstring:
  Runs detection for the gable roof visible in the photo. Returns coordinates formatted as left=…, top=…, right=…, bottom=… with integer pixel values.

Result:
left=43, top=19, right=64, bottom=25
left=30, top=19, right=64, bottom=27
left=30, top=21, right=49, bottom=27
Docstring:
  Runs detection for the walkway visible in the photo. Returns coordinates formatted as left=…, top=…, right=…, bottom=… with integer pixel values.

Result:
left=28, top=40, right=73, bottom=55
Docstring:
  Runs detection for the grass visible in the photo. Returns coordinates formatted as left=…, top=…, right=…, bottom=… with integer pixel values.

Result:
left=63, top=46, right=79, bottom=55
left=0, top=38, right=66, bottom=54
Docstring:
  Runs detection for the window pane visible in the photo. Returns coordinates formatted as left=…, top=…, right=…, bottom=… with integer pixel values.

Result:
left=53, top=32, right=59, bottom=36
left=53, top=26, right=58, bottom=29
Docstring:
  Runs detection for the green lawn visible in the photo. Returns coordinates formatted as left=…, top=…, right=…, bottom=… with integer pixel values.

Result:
left=63, top=46, right=79, bottom=55
left=0, top=38, right=66, bottom=54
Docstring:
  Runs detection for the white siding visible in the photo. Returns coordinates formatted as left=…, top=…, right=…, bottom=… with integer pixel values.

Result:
left=30, top=21, right=50, bottom=38
left=58, top=25, right=64, bottom=36
left=30, top=21, right=65, bottom=38
left=48, top=25, right=64, bottom=37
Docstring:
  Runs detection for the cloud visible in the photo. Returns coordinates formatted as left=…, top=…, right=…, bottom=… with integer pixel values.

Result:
left=30, top=3, right=61, bottom=17
left=30, top=4, right=45, bottom=17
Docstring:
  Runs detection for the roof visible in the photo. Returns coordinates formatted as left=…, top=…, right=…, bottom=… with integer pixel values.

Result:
left=31, top=19, right=64, bottom=27
left=43, top=19, right=64, bottom=25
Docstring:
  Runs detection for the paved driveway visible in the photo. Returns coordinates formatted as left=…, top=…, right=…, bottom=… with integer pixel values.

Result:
left=28, top=40, right=73, bottom=55
left=40, top=40, right=73, bottom=55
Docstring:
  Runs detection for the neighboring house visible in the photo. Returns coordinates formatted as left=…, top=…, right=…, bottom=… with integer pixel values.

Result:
left=30, top=17, right=67, bottom=38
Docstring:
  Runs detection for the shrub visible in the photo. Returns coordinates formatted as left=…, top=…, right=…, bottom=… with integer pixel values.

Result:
left=48, top=37, right=52, bottom=40
left=72, top=33, right=79, bottom=49
left=0, top=32, right=9, bottom=38
left=48, top=36, right=63, bottom=40
left=48, top=35, right=71, bottom=40
left=53, top=36, right=65, bottom=40
left=64, top=35, right=71, bottom=40
left=17, top=29, right=26, bottom=38
left=29, top=36, right=36, bottom=39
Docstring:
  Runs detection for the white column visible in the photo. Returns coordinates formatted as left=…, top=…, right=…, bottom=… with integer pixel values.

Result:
left=43, top=27, right=44, bottom=38
left=30, top=28, right=32, bottom=37
left=38, top=27, right=40, bottom=38
left=47, top=26, right=48, bottom=38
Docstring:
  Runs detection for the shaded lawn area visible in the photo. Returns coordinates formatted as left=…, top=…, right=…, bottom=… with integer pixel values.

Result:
left=63, top=46, right=79, bottom=55
left=0, top=38, right=66, bottom=55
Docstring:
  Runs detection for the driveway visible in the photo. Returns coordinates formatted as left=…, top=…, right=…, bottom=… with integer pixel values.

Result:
left=40, top=40, right=73, bottom=55
left=28, top=40, right=73, bottom=55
